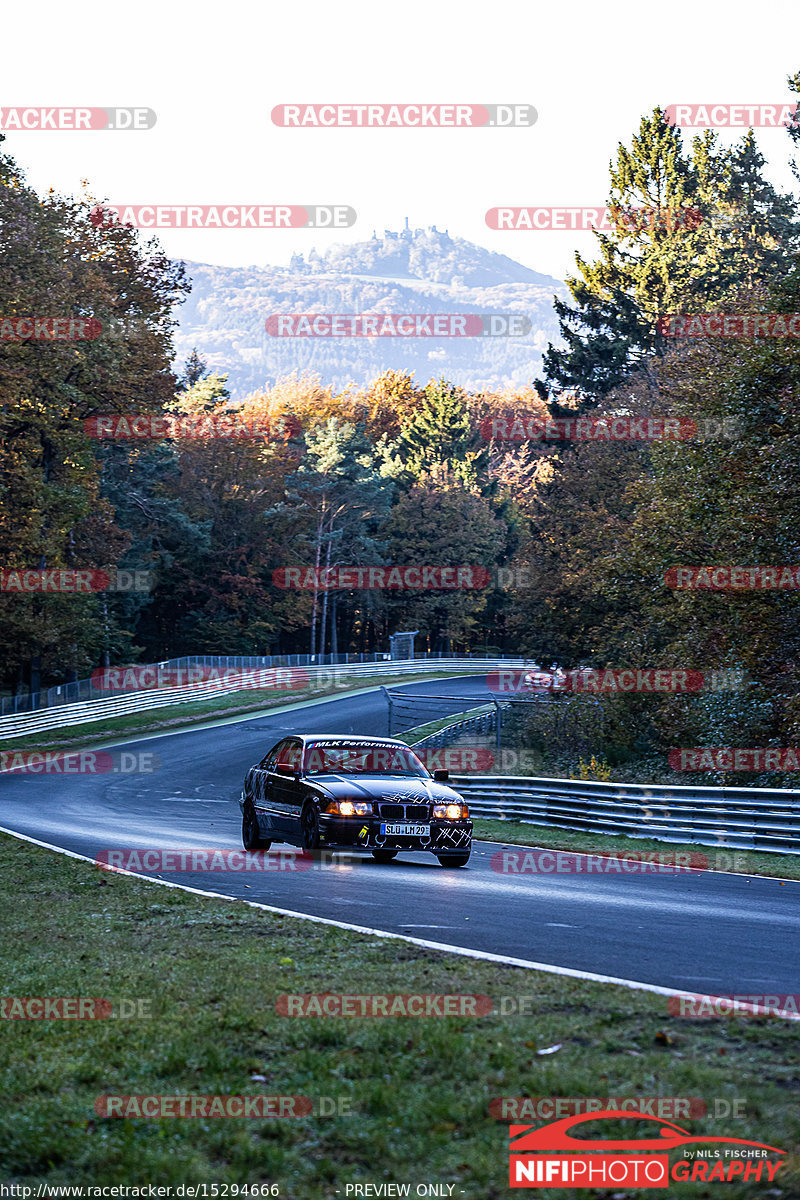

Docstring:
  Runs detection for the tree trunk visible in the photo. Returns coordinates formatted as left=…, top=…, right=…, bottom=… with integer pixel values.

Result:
left=341, top=605, right=355, bottom=655
left=29, top=654, right=41, bottom=702
left=309, top=511, right=324, bottom=658
left=319, top=536, right=332, bottom=659
left=330, top=592, right=339, bottom=659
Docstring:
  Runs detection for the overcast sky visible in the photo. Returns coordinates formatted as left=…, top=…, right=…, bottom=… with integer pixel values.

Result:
left=3, top=0, right=800, bottom=282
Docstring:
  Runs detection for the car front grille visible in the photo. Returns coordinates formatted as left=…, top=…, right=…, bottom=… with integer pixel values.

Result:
left=405, top=804, right=430, bottom=820
left=378, top=802, right=430, bottom=820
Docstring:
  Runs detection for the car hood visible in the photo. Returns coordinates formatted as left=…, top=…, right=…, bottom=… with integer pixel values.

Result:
left=306, top=775, right=464, bottom=804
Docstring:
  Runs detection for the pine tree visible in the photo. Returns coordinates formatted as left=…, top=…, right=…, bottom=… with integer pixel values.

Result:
left=541, top=108, right=800, bottom=410
left=180, top=349, right=209, bottom=390
left=395, top=378, right=488, bottom=490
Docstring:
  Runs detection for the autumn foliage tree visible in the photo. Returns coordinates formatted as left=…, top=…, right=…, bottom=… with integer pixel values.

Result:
left=0, top=136, right=187, bottom=691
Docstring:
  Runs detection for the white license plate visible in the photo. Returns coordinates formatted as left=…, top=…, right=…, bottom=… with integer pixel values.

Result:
left=380, top=823, right=430, bottom=837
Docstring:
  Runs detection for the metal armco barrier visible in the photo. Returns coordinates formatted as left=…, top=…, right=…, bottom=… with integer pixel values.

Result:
left=0, top=659, right=528, bottom=741
left=450, top=775, right=800, bottom=856
left=0, top=650, right=525, bottom=716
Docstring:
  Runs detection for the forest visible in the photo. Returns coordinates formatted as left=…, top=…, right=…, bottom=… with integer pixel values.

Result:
left=3, top=91, right=800, bottom=781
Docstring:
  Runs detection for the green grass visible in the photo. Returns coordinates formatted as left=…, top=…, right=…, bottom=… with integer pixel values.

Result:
left=0, top=832, right=798, bottom=1196
left=472, top=819, right=800, bottom=882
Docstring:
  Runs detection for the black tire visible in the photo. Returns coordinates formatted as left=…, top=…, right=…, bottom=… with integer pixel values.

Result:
left=436, top=851, right=471, bottom=868
left=242, top=801, right=271, bottom=851
left=301, top=801, right=321, bottom=850
left=371, top=848, right=399, bottom=863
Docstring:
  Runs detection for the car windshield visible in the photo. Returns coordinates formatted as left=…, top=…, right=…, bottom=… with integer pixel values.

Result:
left=303, top=743, right=429, bottom=777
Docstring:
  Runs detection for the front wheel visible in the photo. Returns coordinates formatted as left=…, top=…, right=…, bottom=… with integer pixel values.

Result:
left=242, top=801, right=271, bottom=851
left=436, top=852, right=471, bottom=868
left=371, top=848, right=398, bottom=863
left=301, top=801, right=321, bottom=850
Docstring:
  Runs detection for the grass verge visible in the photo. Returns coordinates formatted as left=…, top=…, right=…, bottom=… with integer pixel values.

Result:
left=400, top=704, right=494, bottom=744
left=0, top=832, right=797, bottom=1196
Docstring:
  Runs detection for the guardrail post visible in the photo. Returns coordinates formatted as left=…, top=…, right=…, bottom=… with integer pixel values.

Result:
left=380, top=686, right=392, bottom=735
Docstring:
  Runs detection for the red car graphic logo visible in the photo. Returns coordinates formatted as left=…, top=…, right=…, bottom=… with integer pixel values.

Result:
left=510, top=1110, right=784, bottom=1154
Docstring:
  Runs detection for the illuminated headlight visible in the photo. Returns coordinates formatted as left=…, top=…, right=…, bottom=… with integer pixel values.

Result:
left=433, top=803, right=469, bottom=820
left=325, top=800, right=372, bottom=817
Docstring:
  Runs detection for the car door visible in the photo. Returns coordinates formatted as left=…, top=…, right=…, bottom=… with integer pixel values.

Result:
left=266, top=738, right=303, bottom=840
left=249, top=742, right=283, bottom=838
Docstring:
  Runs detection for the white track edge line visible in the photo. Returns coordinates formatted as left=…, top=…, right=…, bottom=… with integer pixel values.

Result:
left=2, top=824, right=797, bottom=1022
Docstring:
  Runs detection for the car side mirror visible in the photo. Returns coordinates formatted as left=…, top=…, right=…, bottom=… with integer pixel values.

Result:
left=276, top=763, right=299, bottom=778
left=433, top=768, right=450, bottom=782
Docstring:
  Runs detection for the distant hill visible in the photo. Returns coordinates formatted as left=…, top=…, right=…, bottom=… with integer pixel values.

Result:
left=173, top=225, right=567, bottom=397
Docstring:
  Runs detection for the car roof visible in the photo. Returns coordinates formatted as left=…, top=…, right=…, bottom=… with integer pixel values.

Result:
left=295, top=735, right=412, bottom=746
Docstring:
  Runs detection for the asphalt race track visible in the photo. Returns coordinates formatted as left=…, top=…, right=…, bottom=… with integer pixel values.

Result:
left=2, top=676, right=798, bottom=997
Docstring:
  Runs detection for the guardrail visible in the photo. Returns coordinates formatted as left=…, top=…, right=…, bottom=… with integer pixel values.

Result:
left=0, top=650, right=524, bottom=716
left=0, top=659, right=528, bottom=741
left=449, top=775, right=800, bottom=855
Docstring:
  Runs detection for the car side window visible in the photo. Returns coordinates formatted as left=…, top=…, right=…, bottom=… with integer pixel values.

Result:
left=278, top=739, right=302, bottom=771
left=260, top=741, right=286, bottom=771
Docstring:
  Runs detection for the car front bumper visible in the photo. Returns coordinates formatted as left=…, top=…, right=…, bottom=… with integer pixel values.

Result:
left=319, top=815, right=473, bottom=853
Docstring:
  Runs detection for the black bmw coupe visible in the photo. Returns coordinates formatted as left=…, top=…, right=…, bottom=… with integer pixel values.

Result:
left=239, top=734, right=472, bottom=866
